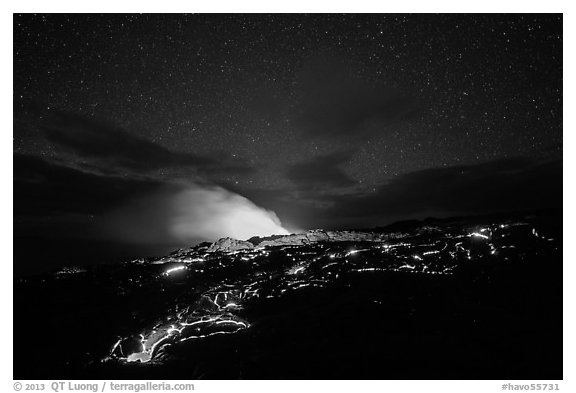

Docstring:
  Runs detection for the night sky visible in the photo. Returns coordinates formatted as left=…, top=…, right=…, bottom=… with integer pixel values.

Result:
left=14, top=14, right=563, bottom=274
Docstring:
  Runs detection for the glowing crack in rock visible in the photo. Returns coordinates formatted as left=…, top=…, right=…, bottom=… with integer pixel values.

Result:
left=163, top=266, right=186, bottom=276
left=105, top=218, right=554, bottom=367
left=469, top=232, right=489, bottom=239
left=354, top=267, right=386, bottom=272
left=288, top=264, right=308, bottom=275
left=118, top=315, right=250, bottom=363
left=345, top=249, right=370, bottom=257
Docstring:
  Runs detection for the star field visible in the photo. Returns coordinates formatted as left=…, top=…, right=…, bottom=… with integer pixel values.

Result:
left=14, top=14, right=562, bottom=192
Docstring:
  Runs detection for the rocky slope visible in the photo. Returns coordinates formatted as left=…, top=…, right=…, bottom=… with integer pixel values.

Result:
left=210, top=229, right=408, bottom=252
left=13, top=212, right=563, bottom=379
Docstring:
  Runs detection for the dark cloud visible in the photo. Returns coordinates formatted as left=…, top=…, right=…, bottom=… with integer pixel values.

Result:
left=13, top=154, right=281, bottom=274
left=13, top=152, right=562, bottom=275
left=285, top=150, right=357, bottom=188
left=14, top=153, right=289, bottom=247
left=322, top=156, right=562, bottom=226
left=14, top=153, right=162, bottom=218
left=14, top=154, right=166, bottom=274
left=13, top=154, right=172, bottom=275
left=41, top=111, right=254, bottom=175
left=229, top=156, right=561, bottom=232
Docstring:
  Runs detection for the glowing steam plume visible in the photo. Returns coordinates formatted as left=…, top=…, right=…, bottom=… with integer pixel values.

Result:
left=168, top=186, right=290, bottom=241
left=102, top=182, right=290, bottom=245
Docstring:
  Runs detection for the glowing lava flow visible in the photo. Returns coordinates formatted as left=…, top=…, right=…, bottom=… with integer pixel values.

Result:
left=108, top=220, right=544, bottom=365
left=163, top=266, right=186, bottom=276
left=116, top=315, right=250, bottom=363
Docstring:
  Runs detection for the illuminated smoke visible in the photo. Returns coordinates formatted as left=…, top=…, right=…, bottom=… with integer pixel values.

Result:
left=101, top=182, right=290, bottom=245
left=168, top=185, right=290, bottom=241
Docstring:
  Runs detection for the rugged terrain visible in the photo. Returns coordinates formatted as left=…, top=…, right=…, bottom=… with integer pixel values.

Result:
left=13, top=212, right=562, bottom=379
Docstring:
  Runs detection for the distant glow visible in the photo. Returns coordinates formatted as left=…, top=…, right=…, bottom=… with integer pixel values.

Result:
left=110, top=339, right=122, bottom=355
left=215, top=319, right=248, bottom=327
left=469, top=232, right=489, bottom=239
left=354, top=267, right=385, bottom=272
left=127, top=352, right=151, bottom=363
left=103, top=183, right=290, bottom=245
left=489, top=243, right=498, bottom=255
left=322, top=262, right=338, bottom=269
left=164, top=266, right=186, bottom=276
left=345, top=248, right=369, bottom=257
left=170, top=186, right=290, bottom=241
left=288, top=265, right=306, bottom=275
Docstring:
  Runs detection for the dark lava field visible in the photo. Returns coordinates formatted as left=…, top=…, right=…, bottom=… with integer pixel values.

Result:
left=14, top=212, right=562, bottom=379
